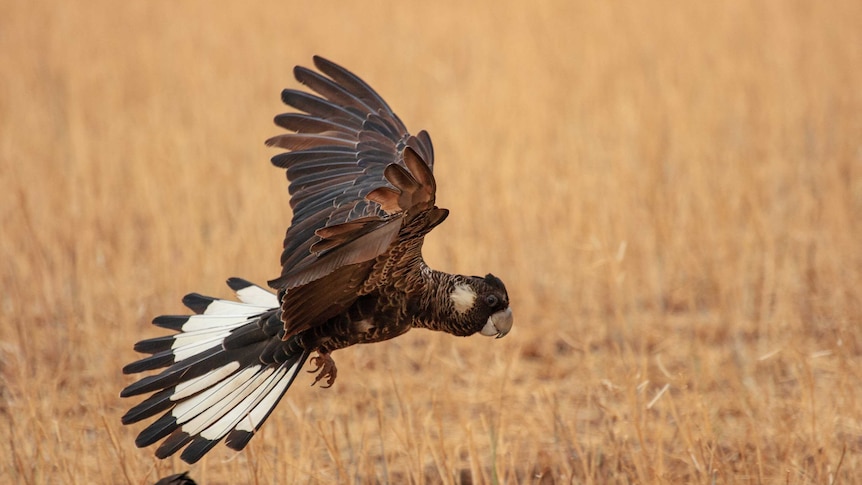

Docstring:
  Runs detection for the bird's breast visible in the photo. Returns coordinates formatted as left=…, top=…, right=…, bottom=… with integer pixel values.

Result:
left=350, top=318, right=375, bottom=334
left=346, top=312, right=412, bottom=345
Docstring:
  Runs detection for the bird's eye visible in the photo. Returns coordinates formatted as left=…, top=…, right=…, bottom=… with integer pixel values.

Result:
left=485, top=295, right=499, bottom=307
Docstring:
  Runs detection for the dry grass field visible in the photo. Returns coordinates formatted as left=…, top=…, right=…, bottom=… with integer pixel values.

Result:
left=2, top=0, right=861, bottom=483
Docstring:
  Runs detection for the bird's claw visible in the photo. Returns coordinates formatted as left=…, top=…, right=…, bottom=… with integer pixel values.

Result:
left=308, top=352, right=337, bottom=388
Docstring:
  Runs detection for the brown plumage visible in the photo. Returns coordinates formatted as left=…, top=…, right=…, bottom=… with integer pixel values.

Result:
left=120, top=56, right=513, bottom=464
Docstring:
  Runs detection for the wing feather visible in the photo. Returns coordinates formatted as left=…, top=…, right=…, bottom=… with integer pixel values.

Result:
left=271, top=147, right=355, bottom=169
left=311, top=57, right=407, bottom=132
left=267, top=56, right=443, bottom=337
left=266, top=133, right=355, bottom=151
left=278, top=89, right=364, bottom=126
left=293, top=66, right=379, bottom=115
left=274, top=113, right=357, bottom=136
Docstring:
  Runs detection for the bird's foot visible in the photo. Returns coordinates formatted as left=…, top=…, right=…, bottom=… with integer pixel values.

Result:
left=308, top=351, right=338, bottom=388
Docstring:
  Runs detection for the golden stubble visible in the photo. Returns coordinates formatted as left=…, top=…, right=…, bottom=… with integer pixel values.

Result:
left=1, top=0, right=860, bottom=482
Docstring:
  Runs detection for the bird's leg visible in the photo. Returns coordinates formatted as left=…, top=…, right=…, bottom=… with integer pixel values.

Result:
left=308, top=350, right=338, bottom=388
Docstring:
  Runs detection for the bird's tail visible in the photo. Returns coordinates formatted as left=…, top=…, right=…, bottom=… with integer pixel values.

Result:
left=121, top=278, right=309, bottom=464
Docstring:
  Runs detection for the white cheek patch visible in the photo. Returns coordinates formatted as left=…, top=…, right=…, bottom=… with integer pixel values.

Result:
left=450, top=284, right=477, bottom=314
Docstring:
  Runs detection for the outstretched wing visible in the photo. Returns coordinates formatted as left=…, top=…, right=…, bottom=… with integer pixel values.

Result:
left=265, top=56, right=444, bottom=336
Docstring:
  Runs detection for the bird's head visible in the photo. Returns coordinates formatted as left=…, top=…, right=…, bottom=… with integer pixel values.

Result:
left=448, top=273, right=512, bottom=338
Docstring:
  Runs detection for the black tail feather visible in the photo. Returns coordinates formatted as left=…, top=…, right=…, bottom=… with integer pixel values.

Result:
left=121, top=279, right=309, bottom=464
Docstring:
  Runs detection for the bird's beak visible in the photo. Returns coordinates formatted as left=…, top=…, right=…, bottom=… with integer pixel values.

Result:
left=480, top=307, right=513, bottom=338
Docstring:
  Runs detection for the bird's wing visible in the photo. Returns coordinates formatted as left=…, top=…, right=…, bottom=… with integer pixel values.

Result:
left=265, top=56, right=441, bottom=336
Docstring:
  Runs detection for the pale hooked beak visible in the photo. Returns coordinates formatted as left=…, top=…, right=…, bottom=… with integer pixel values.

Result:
left=480, top=307, right=513, bottom=338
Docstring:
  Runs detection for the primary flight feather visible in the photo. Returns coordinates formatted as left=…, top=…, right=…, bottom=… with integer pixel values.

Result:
left=121, top=56, right=513, bottom=464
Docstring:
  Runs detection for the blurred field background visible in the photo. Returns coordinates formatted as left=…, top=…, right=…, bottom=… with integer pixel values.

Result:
left=2, top=0, right=861, bottom=483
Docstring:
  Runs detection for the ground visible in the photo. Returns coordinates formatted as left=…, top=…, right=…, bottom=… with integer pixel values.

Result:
left=1, top=0, right=860, bottom=483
